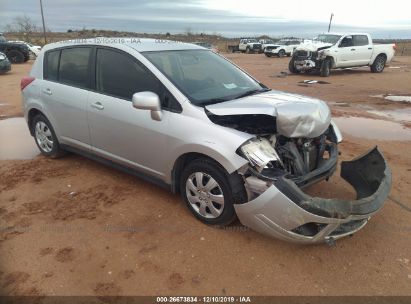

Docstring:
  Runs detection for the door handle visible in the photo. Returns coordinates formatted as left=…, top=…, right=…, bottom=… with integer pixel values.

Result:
left=368, top=47, right=372, bottom=50
left=42, top=88, right=52, bottom=95
left=91, top=102, right=104, bottom=110
left=350, top=49, right=356, bottom=51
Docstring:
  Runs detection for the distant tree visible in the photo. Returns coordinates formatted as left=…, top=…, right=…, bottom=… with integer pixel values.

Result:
left=4, top=15, right=40, bottom=41
left=67, top=29, right=73, bottom=33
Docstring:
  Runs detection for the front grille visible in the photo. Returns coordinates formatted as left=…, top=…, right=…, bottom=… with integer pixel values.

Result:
left=295, top=50, right=309, bottom=59
left=252, top=44, right=262, bottom=49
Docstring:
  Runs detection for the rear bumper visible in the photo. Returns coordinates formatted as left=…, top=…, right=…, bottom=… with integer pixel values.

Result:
left=235, top=147, right=391, bottom=244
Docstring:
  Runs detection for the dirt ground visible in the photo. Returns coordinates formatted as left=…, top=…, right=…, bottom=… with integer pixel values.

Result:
left=0, top=54, right=411, bottom=297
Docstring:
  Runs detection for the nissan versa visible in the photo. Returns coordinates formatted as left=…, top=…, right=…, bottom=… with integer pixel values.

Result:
left=21, top=38, right=392, bottom=244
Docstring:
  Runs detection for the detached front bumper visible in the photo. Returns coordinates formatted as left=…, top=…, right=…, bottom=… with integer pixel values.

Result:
left=235, top=147, right=391, bottom=244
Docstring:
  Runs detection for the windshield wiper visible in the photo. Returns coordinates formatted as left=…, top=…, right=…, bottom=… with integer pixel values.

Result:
left=234, top=88, right=271, bottom=99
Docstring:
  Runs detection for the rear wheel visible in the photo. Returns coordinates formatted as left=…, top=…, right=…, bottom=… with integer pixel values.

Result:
left=288, top=57, right=300, bottom=73
left=7, top=50, right=24, bottom=63
left=246, top=47, right=251, bottom=54
left=180, top=158, right=247, bottom=226
left=320, top=59, right=331, bottom=77
left=32, top=114, right=66, bottom=158
left=370, top=55, right=386, bottom=73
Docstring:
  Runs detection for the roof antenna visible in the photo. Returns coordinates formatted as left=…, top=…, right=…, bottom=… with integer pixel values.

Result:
left=328, top=13, right=334, bottom=33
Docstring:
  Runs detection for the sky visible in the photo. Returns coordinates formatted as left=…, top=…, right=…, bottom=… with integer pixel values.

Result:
left=1, top=0, right=410, bottom=38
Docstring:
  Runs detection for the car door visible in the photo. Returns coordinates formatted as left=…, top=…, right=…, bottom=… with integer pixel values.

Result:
left=336, top=35, right=357, bottom=67
left=87, top=47, right=173, bottom=180
left=352, top=35, right=373, bottom=66
left=41, top=46, right=92, bottom=150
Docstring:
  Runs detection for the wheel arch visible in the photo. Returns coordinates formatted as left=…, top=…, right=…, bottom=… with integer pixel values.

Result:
left=27, top=108, right=45, bottom=136
left=170, top=151, right=245, bottom=194
left=373, top=53, right=387, bottom=64
left=325, top=56, right=336, bottom=68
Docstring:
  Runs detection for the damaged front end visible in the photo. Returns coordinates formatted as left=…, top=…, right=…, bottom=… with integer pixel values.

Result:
left=205, top=91, right=391, bottom=243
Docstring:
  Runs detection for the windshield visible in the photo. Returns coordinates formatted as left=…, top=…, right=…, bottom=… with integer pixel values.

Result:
left=143, top=50, right=265, bottom=106
left=314, top=34, right=342, bottom=44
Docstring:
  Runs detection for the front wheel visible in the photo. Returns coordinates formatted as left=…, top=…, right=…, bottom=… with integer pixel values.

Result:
left=278, top=49, right=286, bottom=57
left=370, top=55, right=386, bottom=73
left=7, top=50, right=24, bottom=63
left=265, top=53, right=272, bottom=57
left=180, top=158, right=247, bottom=226
left=288, top=57, right=300, bottom=73
left=320, top=59, right=331, bottom=77
left=32, top=114, right=66, bottom=158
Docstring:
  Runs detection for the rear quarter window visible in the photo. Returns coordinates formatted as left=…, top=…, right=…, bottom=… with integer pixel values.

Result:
left=44, top=50, right=60, bottom=81
left=58, top=47, right=91, bottom=88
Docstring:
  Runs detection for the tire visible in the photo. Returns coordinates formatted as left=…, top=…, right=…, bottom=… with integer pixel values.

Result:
left=180, top=158, right=247, bottom=226
left=288, top=57, right=300, bottom=74
left=278, top=49, right=286, bottom=57
left=320, top=59, right=331, bottom=77
left=246, top=47, right=251, bottom=54
left=370, top=55, right=386, bottom=73
left=32, top=114, right=66, bottom=158
left=287, top=53, right=291, bottom=57
left=7, top=50, right=25, bottom=64
left=265, top=53, right=272, bottom=57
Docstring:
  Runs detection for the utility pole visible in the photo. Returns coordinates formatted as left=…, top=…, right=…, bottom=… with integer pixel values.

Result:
left=328, top=13, right=334, bottom=33
left=39, top=0, right=47, bottom=44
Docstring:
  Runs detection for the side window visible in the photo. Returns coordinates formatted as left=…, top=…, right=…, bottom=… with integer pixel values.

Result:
left=339, top=36, right=353, bottom=48
left=59, top=47, right=91, bottom=88
left=96, top=48, right=160, bottom=101
left=44, top=50, right=60, bottom=81
left=353, top=35, right=369, bottom=46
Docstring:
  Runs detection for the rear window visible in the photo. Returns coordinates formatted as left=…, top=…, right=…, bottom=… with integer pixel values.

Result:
left=45, top=50, right=60, bottom=81
left=58, top=47, right=91, bottom=88
left=353, top=35, right=369, bottom=46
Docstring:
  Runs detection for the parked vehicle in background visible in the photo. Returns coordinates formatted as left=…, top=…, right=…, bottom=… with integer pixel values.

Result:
left=239, top=38, right=262, bottom=54
left=259, top=39, right=275, bottom=51
left=264, top=39, right=303, bottom=57
left=289, top=33, right=396, bottom=76
left=0, top=33, right=31, bottom=63
left=0, top=52, right=11, bottom=74
left=21, top=38, right=391, bottom=244
left=191, top=41, right=218, bottom=53
left=9, top=41, right=42, bottom=58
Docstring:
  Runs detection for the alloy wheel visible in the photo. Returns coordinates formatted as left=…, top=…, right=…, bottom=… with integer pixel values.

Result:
left=185, top=172, right=225, bottom=219
left=35, top=121, right=54, bottom=153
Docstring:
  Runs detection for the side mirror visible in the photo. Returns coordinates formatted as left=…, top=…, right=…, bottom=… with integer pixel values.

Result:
left=132, top=91, right=162, bottom=121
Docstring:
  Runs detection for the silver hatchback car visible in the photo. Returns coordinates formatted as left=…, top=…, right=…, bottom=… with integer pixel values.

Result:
left=21, top=38, right=391, bottom=244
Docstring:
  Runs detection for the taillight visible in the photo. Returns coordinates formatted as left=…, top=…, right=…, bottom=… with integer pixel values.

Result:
left=21, top=76, right=35, bottom=91
left=393, top=43, right=397, bottom=50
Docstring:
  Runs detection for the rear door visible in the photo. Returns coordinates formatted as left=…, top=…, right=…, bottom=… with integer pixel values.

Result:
left=42, top=46, right=92, bottom=150
left=352, top=35, right=373, bottom=66
left=87, top=47, right=173, bottom=179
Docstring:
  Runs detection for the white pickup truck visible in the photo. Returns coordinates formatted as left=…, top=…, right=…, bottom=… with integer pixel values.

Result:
left=289, top=33, right=396, bottom=76
left=238, top=38, right=263, bottom=54
left=264, top=39, right=305, bottom=57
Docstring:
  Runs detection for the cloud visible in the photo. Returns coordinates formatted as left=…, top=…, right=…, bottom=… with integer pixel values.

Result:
left=0, top=0, right=410, bottom=38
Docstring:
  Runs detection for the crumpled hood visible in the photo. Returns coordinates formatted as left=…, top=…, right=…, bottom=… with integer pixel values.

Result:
left=296, top=42, right=333, bottom=52
left=205, top=90, right=331, bottom=138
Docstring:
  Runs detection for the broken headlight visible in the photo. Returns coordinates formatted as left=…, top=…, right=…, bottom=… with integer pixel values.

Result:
left=239, top=138, right=282, bottom=172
